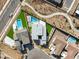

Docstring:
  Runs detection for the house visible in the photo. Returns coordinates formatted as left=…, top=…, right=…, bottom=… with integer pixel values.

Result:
left=14, top=29, right=32, bottom=53
left=49, top=30, right=68, bottom=45
left=27, top=16, right=47, bottom=45
left=49, top=37, right=67, bottom=56
left=27, top=48, right=53, bottom=59
left=31, top=20, right=47, bottom=45
left=3, top=36, right=16, bottom=49
left=49, top=30, right=68, bottom=56
left=64, top=44, right=78, bottom=59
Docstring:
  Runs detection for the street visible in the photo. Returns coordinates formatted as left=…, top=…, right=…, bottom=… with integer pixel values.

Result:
left=0, top=0, right=20, bottom=35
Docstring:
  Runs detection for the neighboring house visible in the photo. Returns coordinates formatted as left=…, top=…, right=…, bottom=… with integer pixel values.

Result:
left=14, top=29, right=31, bottom=53
left=49, top=37, right=67, bottom=56
left=31, top=20, right=47, bottom=45
left=27, top=16, right=47, bottom=45
left=49, top=30, right=68, bottom=56
left=60, top=41, right=79, bottom=59
left=27, top=48, right=53, bottom=59
left=64, top=44, right=78, bottom=59
left=3, top=36, right=16, bottom=49
left=49, top=30, right=68, bottom=45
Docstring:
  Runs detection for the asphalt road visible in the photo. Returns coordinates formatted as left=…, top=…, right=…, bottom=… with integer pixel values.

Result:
left=0, top=0, right=20, bottom=34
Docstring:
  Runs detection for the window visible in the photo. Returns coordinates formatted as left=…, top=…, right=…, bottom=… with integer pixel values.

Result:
left=38, top=35, right=42, bottom=39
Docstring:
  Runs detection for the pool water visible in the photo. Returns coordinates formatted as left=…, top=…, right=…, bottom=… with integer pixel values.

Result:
left=67, top=37, right=76, bottom=43
left=31, top=16, right=38, bottom=23
left=17, top=19, right=23, bottom=29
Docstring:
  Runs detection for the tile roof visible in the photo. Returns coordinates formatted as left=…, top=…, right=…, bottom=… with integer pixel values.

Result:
left=53, top=37, right=67, bottom=56
left=49, top=30, right=68, bottom=56
left=65, top=44, right=78, bottom=59
left=49, top=30, right=68, bottom=46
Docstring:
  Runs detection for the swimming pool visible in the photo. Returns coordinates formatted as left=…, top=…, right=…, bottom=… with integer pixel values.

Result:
left=17, top=19, right=23, bottom=29
left=67, top=37, right=76, bottom=43
left=31, top=16, right=38, bottom=23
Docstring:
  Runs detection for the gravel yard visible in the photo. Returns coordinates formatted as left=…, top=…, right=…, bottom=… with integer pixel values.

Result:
left=0, top=0, right=7, bottom=11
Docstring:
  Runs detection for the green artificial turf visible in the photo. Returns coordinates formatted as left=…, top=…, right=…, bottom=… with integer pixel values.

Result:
left=7, top=27, right=14, bottom=39
left=46, top=24, right=52, bottom=35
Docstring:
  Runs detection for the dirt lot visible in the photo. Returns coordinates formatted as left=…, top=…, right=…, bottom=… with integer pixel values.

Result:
left=0, top=0, right=7, bottom=11
left=30, top=0, right=61, bottom=15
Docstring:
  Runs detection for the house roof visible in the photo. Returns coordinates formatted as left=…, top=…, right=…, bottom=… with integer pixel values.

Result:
left=27, top=48, right=52, bottom=59
left=49, top=30, right=68, bottom=45
left=31, top=23, right=43, bottom=40
left=53, top=37, right=67, bottom=56
left=0, top=43, right=22, bottom=59
left=3, top=36, right=15, bottom=47
left=65, top=44, right=78, bottom=59
left=15, top=29, right=30, bottom=45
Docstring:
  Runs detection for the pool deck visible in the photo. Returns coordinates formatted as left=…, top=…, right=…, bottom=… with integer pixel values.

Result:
left=17, top=19, right=23, bottom=30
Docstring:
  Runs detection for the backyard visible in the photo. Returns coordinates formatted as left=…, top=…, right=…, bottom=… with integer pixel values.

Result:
left=7, top=27, right=14, bottom=39
left=17, top=10, right=27, bottom=28
left=7, top=10, right=52, bottom=39
left=7, top=10, right=27, bottom=39
left=46, top=23, right=52, bottom=36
